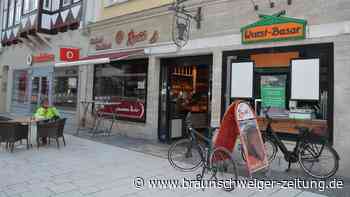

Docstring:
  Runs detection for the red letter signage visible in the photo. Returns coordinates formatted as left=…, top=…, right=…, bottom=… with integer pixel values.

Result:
left=60, top=48, right=80, bottom=61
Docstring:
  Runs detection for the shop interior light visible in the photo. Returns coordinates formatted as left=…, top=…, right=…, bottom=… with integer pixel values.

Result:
left=250, top=0, right=259, bottom=11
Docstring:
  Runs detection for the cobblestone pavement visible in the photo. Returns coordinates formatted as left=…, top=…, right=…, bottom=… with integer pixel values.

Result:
left=67, top=127, right=349, bottom=197
left=0, top=133, right=332, bottom=197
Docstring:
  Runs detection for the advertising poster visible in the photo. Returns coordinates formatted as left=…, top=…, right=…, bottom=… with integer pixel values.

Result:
left=261, top=75, right=287, bottom=109
left=236, top=102, right=268, bottom=174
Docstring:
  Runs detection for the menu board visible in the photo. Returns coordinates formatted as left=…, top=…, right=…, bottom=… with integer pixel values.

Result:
left=261, top=75, right=287, bottom=109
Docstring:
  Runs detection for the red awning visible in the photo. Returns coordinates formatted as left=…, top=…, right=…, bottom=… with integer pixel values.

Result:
left=80, top=49, right=145, bottom=61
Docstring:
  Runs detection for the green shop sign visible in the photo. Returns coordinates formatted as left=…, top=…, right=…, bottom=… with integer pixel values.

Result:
left=241, top=11, right=307, bottom=44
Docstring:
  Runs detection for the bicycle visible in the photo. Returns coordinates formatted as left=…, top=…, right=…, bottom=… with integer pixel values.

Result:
left=260, top=107, right=339, bottom=179
left=167, top=113, right=238, bottom=191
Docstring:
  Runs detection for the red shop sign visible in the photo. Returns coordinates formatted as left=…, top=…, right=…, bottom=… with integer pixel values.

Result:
left=100, top=101, right=145, bottom=120
left=60, top=48, right=80, bottom=61
left=32, top=53, right=55, bottom=63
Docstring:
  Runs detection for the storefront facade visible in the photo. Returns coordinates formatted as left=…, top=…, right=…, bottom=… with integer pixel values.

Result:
left=80, top=0, right=350, bottom=176
left=0, top=30, right=89, bottom=118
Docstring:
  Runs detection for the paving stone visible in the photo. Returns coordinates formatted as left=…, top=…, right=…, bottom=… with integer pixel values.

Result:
left=51, top=190, right=84, bottom=197
left=19, top=188, right=53, bottom=197
left=47, top=182, right=78, bottom=194
left=0, top=134, right=329, bottom=197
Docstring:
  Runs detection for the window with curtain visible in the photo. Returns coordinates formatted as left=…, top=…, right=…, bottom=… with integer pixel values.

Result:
left=2, top=0, right=8, bottom=29
left=62, top=0, right=71, bottom=7
left=8, top=1, right=15, bottom=27
left=51, top=0, right=60, bottom=11
left=15, top=0, right=22, bottom=24
left=23, top=0, right=38, bottom=13
left=43, top=0, right=52, bottom=11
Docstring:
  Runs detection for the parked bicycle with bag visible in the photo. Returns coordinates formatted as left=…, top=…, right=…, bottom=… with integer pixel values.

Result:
left=259, top=107, right=339, bottom=179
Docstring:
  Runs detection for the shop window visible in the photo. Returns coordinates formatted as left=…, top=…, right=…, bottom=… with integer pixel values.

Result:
left=94, top=59, right=148, bottom=122
left=53, top=67, right=78, bottom=111
left=224, top=43, right=334, bottom=143
left=12, top=70, right=29, bottom=104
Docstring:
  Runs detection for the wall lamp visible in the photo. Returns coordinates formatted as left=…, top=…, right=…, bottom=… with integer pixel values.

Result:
left=288, top=0, right=292, bottom=5
left=268, top=0, right=275, bottom=8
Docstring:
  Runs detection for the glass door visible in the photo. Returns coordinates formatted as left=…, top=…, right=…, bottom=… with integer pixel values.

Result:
left=30, top=76, right=50, bottom=112
left=29, top=67, right=53, bottom=113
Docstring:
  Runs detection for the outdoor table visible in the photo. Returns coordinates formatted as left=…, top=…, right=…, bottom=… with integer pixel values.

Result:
left=77, top=100, right=120, bottom=136
left=9, top=117, right=39, bottom=147
left=92, top=102, right=121, bottom=136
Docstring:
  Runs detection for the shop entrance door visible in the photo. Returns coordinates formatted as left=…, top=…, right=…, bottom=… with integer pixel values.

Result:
left=159, top=55, right=212, bottom=143
left=29, top=67, right=53, bottom=113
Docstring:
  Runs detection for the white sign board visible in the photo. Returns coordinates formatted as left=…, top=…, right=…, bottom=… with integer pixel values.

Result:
left=291, top=59, right=320, bottom=100
left=231, top=62, right=254, bottom=98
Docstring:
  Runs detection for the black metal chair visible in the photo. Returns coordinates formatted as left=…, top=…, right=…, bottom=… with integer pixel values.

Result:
left=0, top=121, right=29, bottom=152
left=0, top=121, right=13, bottom=150
left=54, top=118, right=67, bottom=147
left=37, top=121, right=58, bottom=149
left=38, top=118, right=66, bottom=149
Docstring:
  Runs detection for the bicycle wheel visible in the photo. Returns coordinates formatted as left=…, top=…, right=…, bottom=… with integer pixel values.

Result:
left=241, top=135, right=277, bottom=164
left=210, top=147, right=238, bottom=192
left=299, top=143, right=339, bottom=179
left=168, top=138, right=204, bottom=172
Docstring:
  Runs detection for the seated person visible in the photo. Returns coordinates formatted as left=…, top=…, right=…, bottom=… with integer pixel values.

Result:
left=34, top=99, right=60, bottom=145
left=34, top=99, right=60, bottom=121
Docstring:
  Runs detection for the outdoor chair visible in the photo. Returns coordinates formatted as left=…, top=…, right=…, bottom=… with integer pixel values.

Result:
left=0, top=121, right=13, bottom=150
left=37, top=120, right=59, bottom=149
left=49, top=118, right=67, bottom=147
left=37, top=118, right=66, bottom=149
left=0, top=121, right=29, bottom=152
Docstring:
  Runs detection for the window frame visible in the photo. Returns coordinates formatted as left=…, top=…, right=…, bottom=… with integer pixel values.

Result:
left=8, top=0, right=15, bottom=28
left=43, top=0, right=52, bottom=11
left=61, top=0, right=71, bottom=8
left=2, top=0, right=9, bottom=29
left=51, top=0, right=60, bottom=11
left=14, top=0, right=22, bottom=25
left=93, top=58, right=149, bottom=123
left=23, top=0, right=38, bottom=14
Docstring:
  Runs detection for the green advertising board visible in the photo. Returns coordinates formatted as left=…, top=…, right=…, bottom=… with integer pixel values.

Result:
left=261, top=86, right=286, bottom=108
left=261, top=75, right=286, bottom=109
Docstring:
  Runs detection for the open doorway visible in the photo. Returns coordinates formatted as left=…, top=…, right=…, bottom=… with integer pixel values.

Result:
left=159, top=55, right=212, bottom=143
